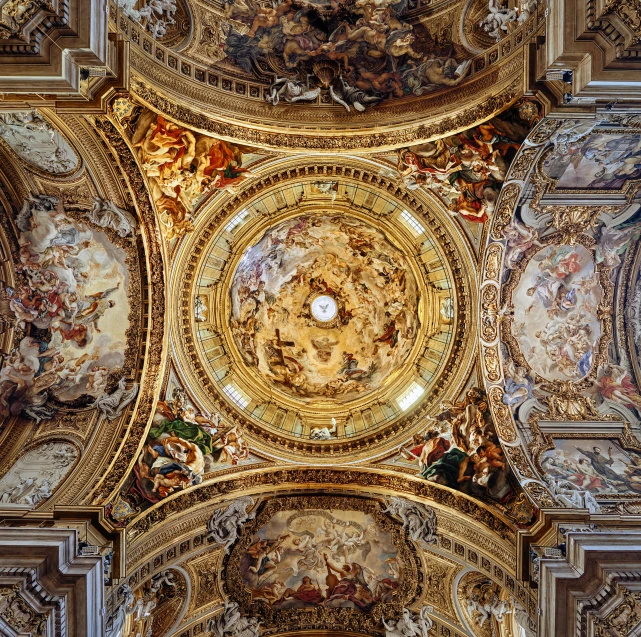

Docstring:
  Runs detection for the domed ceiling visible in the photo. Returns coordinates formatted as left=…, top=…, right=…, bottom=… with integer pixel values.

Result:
left=13, top=1, right=641, bottom=634
left=115, top=0, right=545, bottom=150
left=167, top=164, right=476, bottom=457
left=229, top=214, right=422, bottom=403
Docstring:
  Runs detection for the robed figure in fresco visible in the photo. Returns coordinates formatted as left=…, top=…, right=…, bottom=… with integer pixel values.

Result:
left=399, top=388, right=511, bottom=502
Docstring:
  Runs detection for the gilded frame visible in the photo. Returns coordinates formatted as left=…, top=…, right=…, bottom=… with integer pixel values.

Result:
left=223, top=495, right=422, bottom=634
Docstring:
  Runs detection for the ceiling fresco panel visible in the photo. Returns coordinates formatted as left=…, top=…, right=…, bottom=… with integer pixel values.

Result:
left=228, top=214, right=422, bottom=403
left=5, top=3, right=641, bottom=633
left=0, top=194, right=134, bottom=422
left=479, top=113, right=641, bottom=513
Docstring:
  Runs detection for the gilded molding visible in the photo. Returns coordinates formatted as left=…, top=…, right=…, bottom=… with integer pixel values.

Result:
left=128, top=75, right=525, bottom=152
left=84, top=116, right=167, bottom=505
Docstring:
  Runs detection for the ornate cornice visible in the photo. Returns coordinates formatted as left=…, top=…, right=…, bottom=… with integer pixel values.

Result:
left=128, top=74, right=525, bottom=152
left=122, top=467, right=515, bottom=545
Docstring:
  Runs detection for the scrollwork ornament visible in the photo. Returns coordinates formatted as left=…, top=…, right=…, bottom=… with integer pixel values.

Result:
left=487, top=386, right=517, bottom=442
left=538, top=380, right=603, bottom=421
left=490, top=182, right=521, bottom=240
left=483, top=346, right=502, bottom=383
left=484, top=243, right=503, bottom=281
left=523, top=481, right=556, bottom=508
left=0, top=585, right=47, bottom=635
left=507, top=147, right=539, bottom=182
left=480, top=284, right=501, bottom=343
left=548, top=205, right=603, bottom=245
left=504, top=446, right=535, bottom=478
left=527, top=118, right=562, bottom=144
left=593, top=587, right=641, bottom=637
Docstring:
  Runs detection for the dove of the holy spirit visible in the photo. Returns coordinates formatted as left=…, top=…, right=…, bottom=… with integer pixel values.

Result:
left=311, top=295, right=338, bottom=322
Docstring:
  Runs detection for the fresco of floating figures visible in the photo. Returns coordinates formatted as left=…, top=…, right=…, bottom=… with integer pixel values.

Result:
left=0, top=111, right=79, bottom=174
left=221, top=0, right=476, bottom=110
left=238, top=509, right=400, bottom=610
left=0, top=441, right=77, bottom=507
left=395, top=100, right=541, bottom=224
left=542, top=130, right=641, bottom=191
left=0, top=195, right=135, bottom=423
left=122, top=104, right=266, bottom=239
left=500, top=185, right=641, bottom=411
left=108, top=380, right=257, bottom=525
left=229, top=214, right=421, bottom=403
left=478, top=115, right=641, bottom=507
left=511, top=243, right=602, bottom=381
left=224, top=496, right=418, bottom=632
left=386, top=388, right=514, bottom=503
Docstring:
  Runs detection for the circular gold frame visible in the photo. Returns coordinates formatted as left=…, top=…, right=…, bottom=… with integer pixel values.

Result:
left=215, top=204, right=430, bottom=419
left=170, top=156, right=478, bottom=461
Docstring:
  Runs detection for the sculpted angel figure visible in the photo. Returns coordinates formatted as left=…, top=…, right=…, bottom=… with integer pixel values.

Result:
left=310, top=418, right=337, bottom=440
left=105, top=584, right=135, bottom=637
left=384, top=497, right=437, bottom=545
left=88, top=198, right=137, bottom=238
left=466, top=586, right=512, bottom=626
left=95, top=377, right=139, bottom=421
left=479, top=0, right=519, bottom=40
left=266, top=77, right=321, bottom=106
left=207, top=496, right=256, bottom=553
left=208, top=601, right=260, bottom=637
left=547, top=477, right=601, bottom=513
left=383, top=606, right=434, bottom=637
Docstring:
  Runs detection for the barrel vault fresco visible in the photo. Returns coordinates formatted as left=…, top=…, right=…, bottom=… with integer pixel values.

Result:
left=1, top=9, right=641, bottom=635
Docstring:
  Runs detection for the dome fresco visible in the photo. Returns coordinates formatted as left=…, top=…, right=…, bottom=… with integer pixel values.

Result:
left=229, top=214, right=421, bottom=403
left=2, top=4, right=641, bottom=636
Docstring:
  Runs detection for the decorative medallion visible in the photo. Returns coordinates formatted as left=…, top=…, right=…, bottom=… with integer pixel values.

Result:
left=310, top=294, right=338, bottom=324
left=0, top=112, right=79, bottom=175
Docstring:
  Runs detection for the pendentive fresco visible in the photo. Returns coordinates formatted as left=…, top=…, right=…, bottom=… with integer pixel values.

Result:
left=3, top=7, right=641, bottom=632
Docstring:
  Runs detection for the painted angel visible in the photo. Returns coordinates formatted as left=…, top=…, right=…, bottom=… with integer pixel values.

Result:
left=598, top=364, right=641, bottom=409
